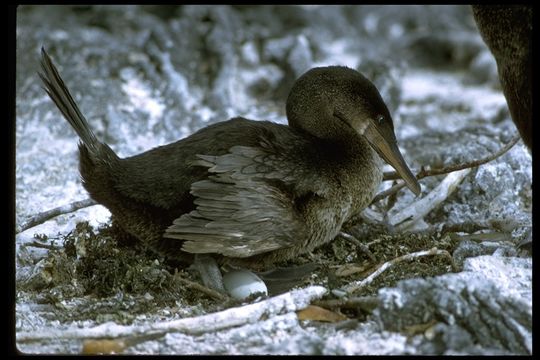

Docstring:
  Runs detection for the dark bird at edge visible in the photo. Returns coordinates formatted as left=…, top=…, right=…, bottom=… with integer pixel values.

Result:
left=472, top=5, right=532, bottom=152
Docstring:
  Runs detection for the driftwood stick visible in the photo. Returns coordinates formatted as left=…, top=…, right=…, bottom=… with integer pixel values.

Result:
left=25, top=241, right=62, bottom=251
left=339, top=231, right=377, bottom=262
left=17, top=198, right=98, bottom=234
left=374, top=134, right=521, bottom=204
left=389, top=168, right=471, bottom=230
left=313, top=296, right=379, bottom=313
left=408, top=221, right=493, bottom=235
left=343, top=248, right=455, bottom=294
left=17, top=285, right=327, bottom=343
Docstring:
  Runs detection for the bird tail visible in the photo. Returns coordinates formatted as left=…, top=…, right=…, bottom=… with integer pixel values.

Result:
left=38, top=47, right=102, bottom=155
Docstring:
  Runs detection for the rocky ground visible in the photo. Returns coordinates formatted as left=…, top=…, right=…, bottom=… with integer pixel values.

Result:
left=15, top=5, right=532, bottom=355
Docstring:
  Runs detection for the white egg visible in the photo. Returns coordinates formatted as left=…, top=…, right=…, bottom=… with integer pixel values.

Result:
left=223, top=269, right=268, bottom=300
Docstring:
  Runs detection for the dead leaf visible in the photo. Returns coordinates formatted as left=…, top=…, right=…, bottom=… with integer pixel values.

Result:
left=335, top=263, right=371, bottom=277
left=403, top=319, right=439, bottom=336
left=81, top=339, right=127, bottom=354
left=297, top=305, right=348, bottom=322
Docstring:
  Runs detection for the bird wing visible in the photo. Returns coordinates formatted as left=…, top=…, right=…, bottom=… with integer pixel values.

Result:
left=164, top=143, right=322, bottom=258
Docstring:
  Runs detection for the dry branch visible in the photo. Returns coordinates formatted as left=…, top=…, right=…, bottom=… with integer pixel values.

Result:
left=313, top=296, right=379, bottom=313
left=17, top=198, right=98, bottom=233
left=373, top=134, right=521, bottom=204
left=17, top=285, right=327, bottom=343
left=339, top=231, right=376, bottom=262
left=343, top=248, right=455, bottom=294
left=389, top=168, right=471, bottom=231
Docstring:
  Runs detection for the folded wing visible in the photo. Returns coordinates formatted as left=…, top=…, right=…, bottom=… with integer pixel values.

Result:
left=164, top=144, right=320, bottom=258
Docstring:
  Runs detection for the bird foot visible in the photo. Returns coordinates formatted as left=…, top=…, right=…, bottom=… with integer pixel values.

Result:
left=191, top=254, right=226, bottom=293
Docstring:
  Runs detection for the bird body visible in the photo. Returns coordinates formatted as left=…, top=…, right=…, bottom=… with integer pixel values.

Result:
left=164, top=118, right=384, bottom=267
left=39, top=48, right=419, bottom=269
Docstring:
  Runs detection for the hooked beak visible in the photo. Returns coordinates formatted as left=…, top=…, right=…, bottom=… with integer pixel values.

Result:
left=364, top=122, right=421, bottom=196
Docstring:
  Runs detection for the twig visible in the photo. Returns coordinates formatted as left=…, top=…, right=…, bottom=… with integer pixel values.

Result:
left=403, top=319, right=439, bottom=336
left=356, top=208, right=383, bottom=225
left=366, top=238, right=384, bottom=248
left=373, top=134, right=521, bottom=204
left=370, top=183, right=406, bottom=205
left=17, top=198, right=98, bottom=234
left=407, top=221, right=493, bottom=236
left=448, top=231, right=513, bottom=244
left=343, top=248, right=455, bottom=294
left=338, top=232, right=377, bottom=262
left=389, top=168, right=471, bottom=231
left=17, top=285, right=327, bottom=343
left=313, top=296, right=379, bottom=313
left=383, top=170, right=398, bottom=180
left=357, top=169, right=471, bottom=232
left=25, top=241, right=62, bottom=251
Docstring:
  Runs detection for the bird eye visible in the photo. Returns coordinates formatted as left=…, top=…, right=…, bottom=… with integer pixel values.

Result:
left=376, top=115, right=385, bottom=125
